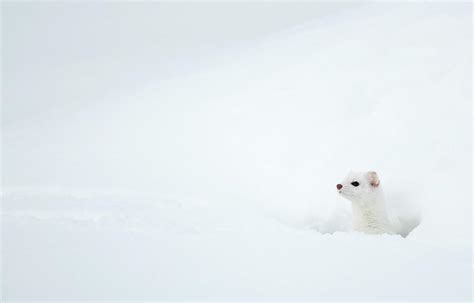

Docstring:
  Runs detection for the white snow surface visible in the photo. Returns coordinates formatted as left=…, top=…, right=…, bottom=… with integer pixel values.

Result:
left=2, top=2, right=472, bottom=301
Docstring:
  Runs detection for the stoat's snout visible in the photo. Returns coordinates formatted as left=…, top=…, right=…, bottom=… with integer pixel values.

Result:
left=336, top=184, right=343, bottom=190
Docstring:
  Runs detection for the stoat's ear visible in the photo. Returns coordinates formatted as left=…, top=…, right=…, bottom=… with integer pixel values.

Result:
left=367, top=171, right=380, bottom=187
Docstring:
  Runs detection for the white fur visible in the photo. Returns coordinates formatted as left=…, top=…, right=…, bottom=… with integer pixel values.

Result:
left=337, top=171, right=395, bottom=235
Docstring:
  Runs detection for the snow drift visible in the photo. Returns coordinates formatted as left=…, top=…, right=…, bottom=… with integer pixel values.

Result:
left=2, top=2, right=472, bottom=301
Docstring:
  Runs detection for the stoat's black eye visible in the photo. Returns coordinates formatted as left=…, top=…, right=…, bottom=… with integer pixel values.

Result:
left=351, top=181, right=360, bottom=187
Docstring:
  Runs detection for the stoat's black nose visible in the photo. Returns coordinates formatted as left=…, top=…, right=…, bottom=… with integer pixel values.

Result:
left=336, top=184, right=343, bottom=190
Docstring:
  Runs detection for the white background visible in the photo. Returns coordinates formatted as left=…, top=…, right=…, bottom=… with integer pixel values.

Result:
left=2, top=1, right=472, bottom=301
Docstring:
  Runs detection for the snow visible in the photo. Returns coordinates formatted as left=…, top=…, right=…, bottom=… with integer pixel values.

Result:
left=2, top=2, right=472, bottom=301
left=2, top=188, right=471, bottom=301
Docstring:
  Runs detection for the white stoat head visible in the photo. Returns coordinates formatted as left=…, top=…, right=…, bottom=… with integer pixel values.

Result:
left=336, top=171, right=382, bottom=203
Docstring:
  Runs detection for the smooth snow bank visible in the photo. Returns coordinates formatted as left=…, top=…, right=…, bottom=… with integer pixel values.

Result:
left=4, top=2, right=470, bottom=243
